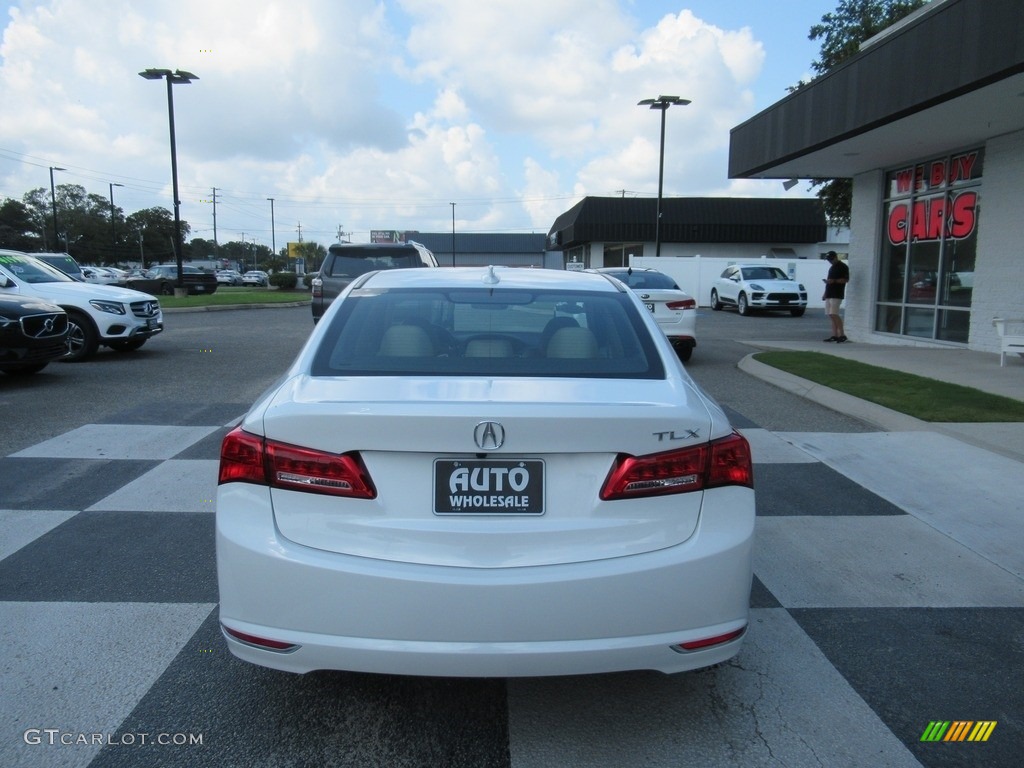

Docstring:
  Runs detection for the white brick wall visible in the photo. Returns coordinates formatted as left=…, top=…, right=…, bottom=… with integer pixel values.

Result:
left=970, top=129, right=1024, bottom=353
left=845, top=170, right=884, bottom=343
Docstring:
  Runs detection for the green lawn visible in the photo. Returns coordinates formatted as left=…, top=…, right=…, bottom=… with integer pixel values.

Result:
left=158, top=286, right=310, bottom=309
left=753, top=350, right=1024, bottom=422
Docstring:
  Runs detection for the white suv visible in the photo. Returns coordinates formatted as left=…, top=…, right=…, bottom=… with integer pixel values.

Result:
left=0, top=250, right=163, bottom=361
left=710, top=264, right=807, bottom=317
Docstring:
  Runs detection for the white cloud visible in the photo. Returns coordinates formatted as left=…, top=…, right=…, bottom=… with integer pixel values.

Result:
left=0, top=0, right=800, bottom=245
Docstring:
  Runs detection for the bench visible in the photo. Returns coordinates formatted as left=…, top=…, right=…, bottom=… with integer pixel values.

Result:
left=993, top=317, right=1024, bottom=367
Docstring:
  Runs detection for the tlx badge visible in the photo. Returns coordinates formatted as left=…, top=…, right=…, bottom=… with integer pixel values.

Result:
left=653, top=429, right=700, bottom=442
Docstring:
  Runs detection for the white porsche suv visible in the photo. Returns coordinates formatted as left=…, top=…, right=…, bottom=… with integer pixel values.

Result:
left=710, top=264, right=807, bottom=317
left=0, top=250, right=163, bottom=361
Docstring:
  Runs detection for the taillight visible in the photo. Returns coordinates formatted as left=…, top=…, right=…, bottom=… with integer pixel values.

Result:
left=222, top=625, right=299, bottom=653
left=666, top=298, right=697, bottom=310
left=219, top=428, right=265, bottom=485
left=600, top=431, right=753, bottom=500
left=673, top=625, right=746, bottom=652
left=311, top=277, right=322, bottom=298
left=218, top=426, right=376, bottom=499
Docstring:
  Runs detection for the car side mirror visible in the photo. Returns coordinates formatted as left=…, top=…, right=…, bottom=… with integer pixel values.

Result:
left=0, top=275, right=11, bottom=288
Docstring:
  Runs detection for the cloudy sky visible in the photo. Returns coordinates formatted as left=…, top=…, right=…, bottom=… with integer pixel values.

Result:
left=0, top=0, right=837, bottom=249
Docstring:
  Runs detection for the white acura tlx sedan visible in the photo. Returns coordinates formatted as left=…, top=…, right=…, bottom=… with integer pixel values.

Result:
left=216, top=265, right=755, bottom=677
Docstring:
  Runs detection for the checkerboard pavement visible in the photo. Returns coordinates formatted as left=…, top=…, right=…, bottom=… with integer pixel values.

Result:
left=1, top=404, right=1021, bottom=767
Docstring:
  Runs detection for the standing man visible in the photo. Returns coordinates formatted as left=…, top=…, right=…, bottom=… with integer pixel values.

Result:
left=823, top=251, right=849, bottom=342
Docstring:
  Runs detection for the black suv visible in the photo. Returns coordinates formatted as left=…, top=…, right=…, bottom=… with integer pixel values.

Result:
left=125, top=265, right=219, bottom=296
left=0, top=295, right=70, bottom=375
left=311, top=242, right=437, bottom=322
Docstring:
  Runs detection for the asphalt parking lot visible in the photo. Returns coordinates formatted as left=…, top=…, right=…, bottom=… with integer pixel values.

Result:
left=1, top=305, right=1020, bottom=767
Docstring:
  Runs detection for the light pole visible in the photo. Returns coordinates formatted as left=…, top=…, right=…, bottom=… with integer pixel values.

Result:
left=109, top=182, right=124, bottom=263
left=139, top=68, right=198, bottom=292
left=637, top=95, right=690, bottom=257
left=450, top=202, right=456, bottom=267
left=267, top=198, right=276, bottom=265
left=49, top=166, right=66, bottom=251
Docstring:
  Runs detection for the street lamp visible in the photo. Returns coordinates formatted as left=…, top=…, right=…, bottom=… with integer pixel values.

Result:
left=637, top=95, right=690, bottom=257
left=450, top=202, right=456, bottom=267
left=139, top=67, right=198, bottom=291
left=267, top=198, right=276, bottom=264
left=109, top=182, right=124, bottom=262
left=49, top=166, right=66, bottom=251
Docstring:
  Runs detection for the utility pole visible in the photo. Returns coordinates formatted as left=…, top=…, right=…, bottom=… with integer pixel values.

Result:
left=211, top=187, right=219, bottom=256
left=267, top=197, right=276, bottom=260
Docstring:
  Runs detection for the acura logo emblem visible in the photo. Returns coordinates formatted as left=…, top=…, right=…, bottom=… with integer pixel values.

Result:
left=473, top=421, right=505, bottom=451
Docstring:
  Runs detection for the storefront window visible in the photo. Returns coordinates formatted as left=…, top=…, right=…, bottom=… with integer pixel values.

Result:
left=875, top=148, right=982, bottom=343
left=907, top=234, right=940, bottom=306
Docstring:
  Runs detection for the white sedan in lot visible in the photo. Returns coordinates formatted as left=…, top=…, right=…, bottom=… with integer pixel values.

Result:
left=710, top=264, right=808, bottom=316
left=592, top=267, right=697, bottom=361
left=217, top=266, right=754, bottom=677
left=242, top=270, right=269, bottom=286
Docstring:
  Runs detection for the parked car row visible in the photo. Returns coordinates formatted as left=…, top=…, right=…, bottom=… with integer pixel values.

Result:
left=0, top=249, right=164, bottom=370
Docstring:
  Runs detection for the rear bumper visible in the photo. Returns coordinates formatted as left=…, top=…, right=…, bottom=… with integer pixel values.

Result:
left=216, top=484, right=754, bottom=677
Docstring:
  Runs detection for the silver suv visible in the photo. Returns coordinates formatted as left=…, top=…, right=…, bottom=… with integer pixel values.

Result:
left=311, top=242, right=437, bottom=322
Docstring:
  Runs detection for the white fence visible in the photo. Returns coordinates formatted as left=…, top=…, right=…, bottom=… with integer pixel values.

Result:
left=631, top=255, right=832, bottom=308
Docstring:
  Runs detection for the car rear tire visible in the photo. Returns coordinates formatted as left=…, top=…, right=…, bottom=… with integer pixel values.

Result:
left=674, top=343, right=693, bottom=362
left=790, top=308, right=806, bottom=317
left=737, top=293, right=750, bottom=316
left=710, top=289, right=722, bottom=311
left=63, top=311, right=99, bottom=362
left=160, top=283, right=174, bottom=296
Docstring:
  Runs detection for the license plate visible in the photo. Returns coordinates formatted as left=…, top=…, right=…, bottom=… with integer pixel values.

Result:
left=434, top=459, right=544, bottom=514
left=645, top=302, right=655, bottom=312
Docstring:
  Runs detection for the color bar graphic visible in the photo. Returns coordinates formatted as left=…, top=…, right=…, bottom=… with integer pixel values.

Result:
left=920, top=721, right=996, bottom=742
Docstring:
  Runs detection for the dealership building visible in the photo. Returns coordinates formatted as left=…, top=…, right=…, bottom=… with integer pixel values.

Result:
left=728, top=0, right=1023, bottom=353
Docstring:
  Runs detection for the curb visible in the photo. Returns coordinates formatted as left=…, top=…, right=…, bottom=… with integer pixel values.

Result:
left=738, top=353, right=928, bottom=432
left=739, top=353, right=1024, bottom=463
left=162, top=300, right=311, bottom=313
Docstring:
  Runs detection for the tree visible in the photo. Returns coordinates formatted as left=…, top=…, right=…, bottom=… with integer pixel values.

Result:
left=21, top=184, right=117, bottom=261
left=125, top=207, right=190, bottom=267
left=798, top=0, right=926, bottom=225
left=0, top=198, right=43, bottom=251
left=296, top=242, right=327, bottom=273
left=187, top=237, right=218, bottom=261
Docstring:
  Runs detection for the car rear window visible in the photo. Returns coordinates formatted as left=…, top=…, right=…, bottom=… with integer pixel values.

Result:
left=311, top=287, right=665, bottom=379
left=607, top=271, right=679, bottom=290
left=324, top=248, right=425, bottom=278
